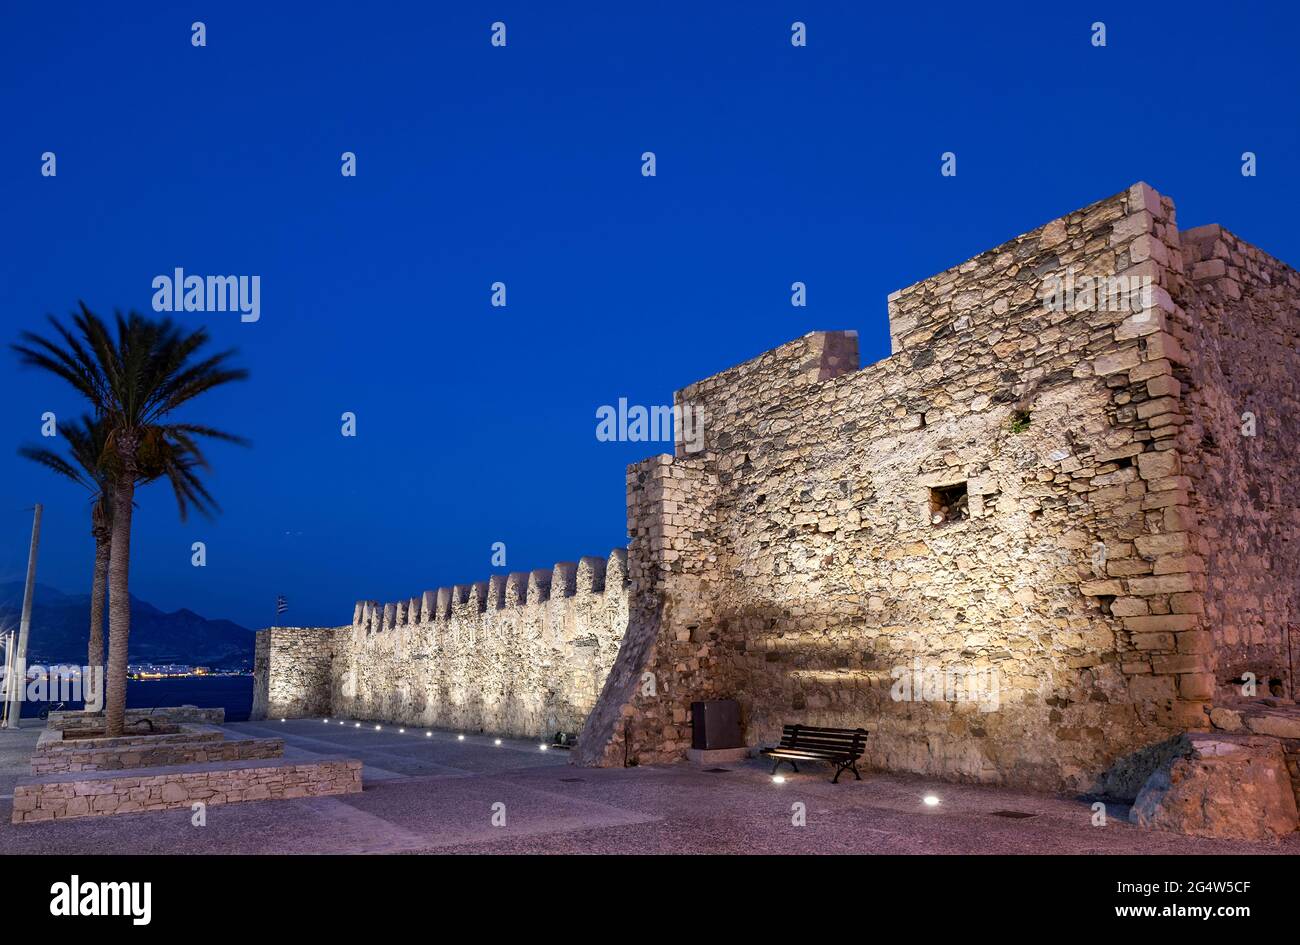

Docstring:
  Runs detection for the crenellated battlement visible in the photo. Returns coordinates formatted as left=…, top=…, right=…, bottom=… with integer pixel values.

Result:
left=255, top=547, right=635, bottom=738
left=353, top=548, right=629, bottom=632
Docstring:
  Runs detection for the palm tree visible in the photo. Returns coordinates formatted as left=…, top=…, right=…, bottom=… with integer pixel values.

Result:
left=19, top=417, right=112, bottom=703
left=19, top=415, right=226, bottom=709
left=13, top=304, right=248, bottom=735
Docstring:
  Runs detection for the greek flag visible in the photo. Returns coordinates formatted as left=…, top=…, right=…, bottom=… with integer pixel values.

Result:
left=276, top=595, right=287, bottom=615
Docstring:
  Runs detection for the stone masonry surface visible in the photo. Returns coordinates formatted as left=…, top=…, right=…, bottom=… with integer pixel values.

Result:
left=576, top=183, right=1300, bottom=798
left=46, top=706, right=225, bottom=732
left=1178, top=224, right=1300, bottom=691
left=12, top=757, right=362, bottom=824
left=30, top=725, right=284, bottom=775
left=255, top=551, right=628, bottom=739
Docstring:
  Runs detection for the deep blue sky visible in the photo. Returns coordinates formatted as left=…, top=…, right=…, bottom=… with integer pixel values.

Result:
left=2, top=2, right=1297, bottom=629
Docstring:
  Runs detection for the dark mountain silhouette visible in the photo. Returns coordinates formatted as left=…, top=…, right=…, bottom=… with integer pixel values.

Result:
left=0, top=582, right=253, bottom=669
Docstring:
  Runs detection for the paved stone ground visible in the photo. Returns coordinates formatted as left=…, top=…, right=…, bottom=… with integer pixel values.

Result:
left=1, top=718, right=1296, bottom=854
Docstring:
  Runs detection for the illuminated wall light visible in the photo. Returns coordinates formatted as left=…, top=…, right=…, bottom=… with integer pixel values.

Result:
left=457, top=734, right=465, bottom=741
left=354, top=723, right=361, bottom=728
left=539, top=744, right=548, bottom=751
left=280, top=718, right=285, bottom=723
left=772, top=775, right=786, bottom=785
left=426, top=732, right=432, bottom=738
left=323, top=718, right=330, bottom=723
left=398, top=728, right=405, bottom=733
left=374, top=725, right=381, bottom=731
left=494, top=739, right=502, bottom=746
left=923, top=794, right=940, bottom=807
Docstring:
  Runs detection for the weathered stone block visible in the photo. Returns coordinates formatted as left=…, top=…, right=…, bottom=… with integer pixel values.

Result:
left=1080, top=579, right=1123, bottom=597
left=1209, top=707, right=1243, bottom=732
left=1128, top=527, right=1190, bottom=558
left=1094, top=349, right=1141, bottom=376
left=1177, top=673, right=1215, bottom=700
left=1110, top=596, right=1149, bottom=617
left=1129, top=675, right=1176, bottom=701
left=1132, top=734, right=1298, bottom=841
left=1245, top=714, right=1300, bottom=740
left=1124, top=614, right=1199, bottom=634
left=1135, top=450, right=1180, bottom=480
left=1151, top=654, right=1209, bottom=674
left=1127, top=574, right=1195, bottom=595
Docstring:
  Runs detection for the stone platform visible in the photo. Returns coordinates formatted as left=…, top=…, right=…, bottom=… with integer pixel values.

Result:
left=1118, top=699, right=1300, bottom=841
left=1208, top=698, right=1300, bottom=811
left=31, top=724, right=284, bottom=776
left=46, top=705, right=226, bottom=732
left=12, top=755, right=362, bottom=824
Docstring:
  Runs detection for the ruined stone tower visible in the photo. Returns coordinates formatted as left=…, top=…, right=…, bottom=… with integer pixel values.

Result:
left=256, top=182, right=1299, bottom=799
left=575, top=182, right=1300, bottom=795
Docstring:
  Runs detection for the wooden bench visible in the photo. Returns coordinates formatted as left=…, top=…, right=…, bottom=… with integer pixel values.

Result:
left=760, top=724, right=868, bottom=783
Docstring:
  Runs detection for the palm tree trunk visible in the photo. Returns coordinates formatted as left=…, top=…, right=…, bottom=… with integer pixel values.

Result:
left=86, top=534, right=109, bottom=710
left=104, top=475, right=135, bottom=737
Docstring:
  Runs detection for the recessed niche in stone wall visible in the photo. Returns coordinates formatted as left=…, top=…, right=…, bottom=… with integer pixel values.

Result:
left=929, top=481, right=969, bottom=525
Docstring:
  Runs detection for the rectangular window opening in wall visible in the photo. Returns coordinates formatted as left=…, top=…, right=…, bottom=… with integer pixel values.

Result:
left=930, top=481, right=969, bottom=525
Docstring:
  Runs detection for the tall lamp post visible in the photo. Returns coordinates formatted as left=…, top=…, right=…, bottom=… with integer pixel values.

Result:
left=3, top=504, right=42, bottom=730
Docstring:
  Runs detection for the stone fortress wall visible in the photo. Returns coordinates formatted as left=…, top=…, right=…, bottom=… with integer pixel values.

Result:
left=255, top=551, right=629, bottom=739
left=576, top=183, right=1300, bottom=794
left=1176, top=224, right=1300, bottom=690
left=257, top=182, right=1298, bottom=796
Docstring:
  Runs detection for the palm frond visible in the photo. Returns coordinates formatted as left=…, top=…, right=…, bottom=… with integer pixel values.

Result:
left=164, top=422, right=251, bottom=448
left=17, top=445, right=89, bottom=487
left=12, top=304, right=249, bottom=528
